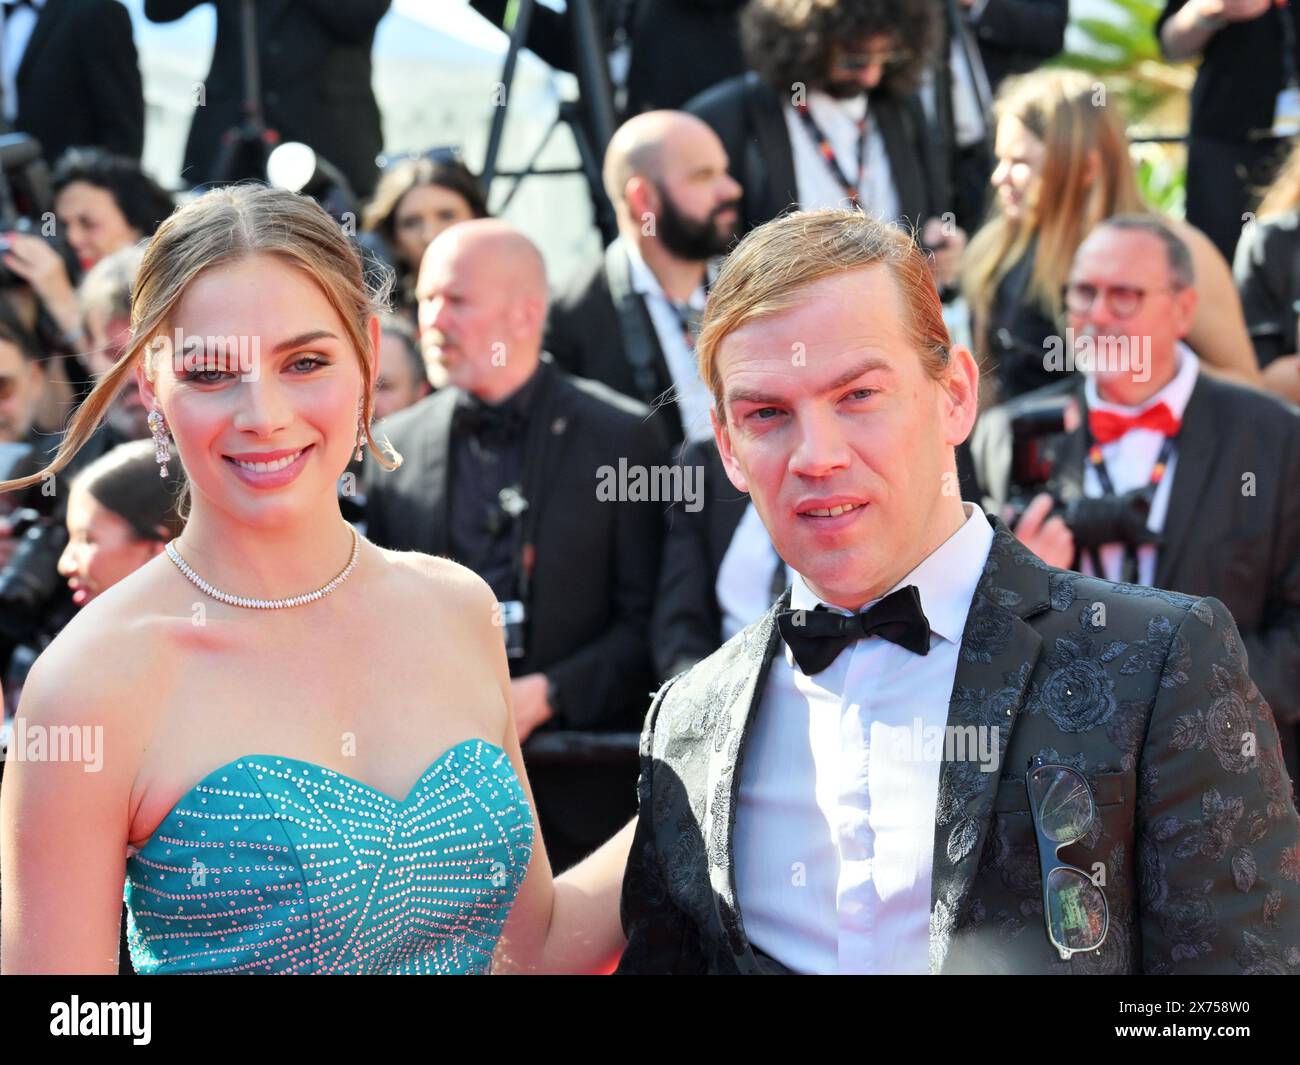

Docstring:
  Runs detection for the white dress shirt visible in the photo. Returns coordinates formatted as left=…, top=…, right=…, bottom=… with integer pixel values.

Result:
left=624, top=239, right=718, bottom=443
left=948, top=35, right=991, bottom=148
left=783, top=89, right=902, bottom=226
left=1, top=0, right=44, bottom=124
left=717, top=500, right=793, bottom=643
left=1081, top=343, right=1199, bottom=587
left=734, top=501, right=995, bottom=974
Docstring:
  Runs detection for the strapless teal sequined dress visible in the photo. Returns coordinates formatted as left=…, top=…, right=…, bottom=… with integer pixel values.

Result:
left=124, top=739, right=532, bottom=974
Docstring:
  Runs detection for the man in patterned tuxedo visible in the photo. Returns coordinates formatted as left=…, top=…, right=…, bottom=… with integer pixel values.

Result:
left=616, top=207, right=1300, bottom=974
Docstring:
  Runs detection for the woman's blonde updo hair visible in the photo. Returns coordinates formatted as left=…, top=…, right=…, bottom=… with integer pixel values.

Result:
left=0, top=183, right=402, bottom=506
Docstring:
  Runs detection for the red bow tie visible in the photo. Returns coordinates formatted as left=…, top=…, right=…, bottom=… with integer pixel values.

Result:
left=1087, top=401, right=1181, bottom=444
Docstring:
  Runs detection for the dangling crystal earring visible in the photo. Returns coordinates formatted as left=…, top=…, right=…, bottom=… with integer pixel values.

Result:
left=148, top=403, right=170, bottom=478
left=354, top=399, right=366, bottom=462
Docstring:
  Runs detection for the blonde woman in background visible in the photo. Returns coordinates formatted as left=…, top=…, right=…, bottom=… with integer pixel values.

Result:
left=962, top=68, right=1262, bottom=408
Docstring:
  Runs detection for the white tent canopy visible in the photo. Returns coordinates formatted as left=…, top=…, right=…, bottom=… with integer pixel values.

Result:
left=125, top=0, right=597, bottom=286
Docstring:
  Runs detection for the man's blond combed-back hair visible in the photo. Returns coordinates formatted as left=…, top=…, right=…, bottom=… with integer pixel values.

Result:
left=696, top=208, right=953, bottom=414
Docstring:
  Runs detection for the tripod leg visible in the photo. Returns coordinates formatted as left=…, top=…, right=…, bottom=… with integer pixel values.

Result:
left=482, top=0, right=537, bottom=191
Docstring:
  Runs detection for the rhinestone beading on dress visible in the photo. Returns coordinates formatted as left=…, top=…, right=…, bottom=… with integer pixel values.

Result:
left=123, top=739, right=533, bottom=974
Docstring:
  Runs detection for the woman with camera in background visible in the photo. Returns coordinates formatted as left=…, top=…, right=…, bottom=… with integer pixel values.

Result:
left=3, top=149, right=175, bottom=348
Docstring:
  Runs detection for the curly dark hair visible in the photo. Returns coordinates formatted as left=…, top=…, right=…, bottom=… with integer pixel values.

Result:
left=52, top=148, right=176, bottom=237
left=741, top=0, right=940, bottom=98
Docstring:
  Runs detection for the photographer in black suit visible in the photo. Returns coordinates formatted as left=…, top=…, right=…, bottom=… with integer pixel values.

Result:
left=469, top=0, right=748, bottom=118
left=2, top=0, right=144, bottom=162
left=545, top=110, right=742, bottom=449
left=144, top=0, right=389, bottom=196
left=364, top=220, right=668, bottom=871
left=972, top=214, right=1300, bottom=779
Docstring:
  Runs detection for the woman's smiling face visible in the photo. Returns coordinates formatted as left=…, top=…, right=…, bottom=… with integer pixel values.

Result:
left=138, top=253, right=375, bottom=527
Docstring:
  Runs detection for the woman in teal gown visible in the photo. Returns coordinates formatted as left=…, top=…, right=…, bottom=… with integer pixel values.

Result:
left=0, top=185, right=630, bottom=975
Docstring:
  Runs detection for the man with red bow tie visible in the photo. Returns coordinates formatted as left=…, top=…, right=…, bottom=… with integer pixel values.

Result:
left=972, top=213, right=1300, bottom=779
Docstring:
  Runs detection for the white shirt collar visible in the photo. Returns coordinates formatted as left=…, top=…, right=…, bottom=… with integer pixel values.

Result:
left=788, top=501, right=994, bottom=647
left=805, top=88, right=868, bottom=122
left=1085, top=340, right=1200, bottom=420
left=623, top=237, right=711, bottom=309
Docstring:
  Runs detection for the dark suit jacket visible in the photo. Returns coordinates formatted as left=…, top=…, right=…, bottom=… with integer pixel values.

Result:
left=618, top=517, right=1300, bottom=973
left=469, top=0, right=747, bottom=117
left=686, top=72, right=946, bottom=236
left=969, top=372, right=1300, bottom=746
left=545, top=236, right=685, bottom=448
left=1233, top=208, right=1300, bottom=369
left=652, top=437, right=749, bottom=681
left=363, top=359, right=668, bottom=860
left=13, top=0, right=144, bottom=162
left=144, top=0, right=388, bottom=196
left=969, top=0, right=1068, bottom=92
left=930, top=0, right=996, bottom=230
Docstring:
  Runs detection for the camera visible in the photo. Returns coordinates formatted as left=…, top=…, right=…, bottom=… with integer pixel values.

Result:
left=0, top=133, right=63, bottom=290
left=1005, top=396, right=1162, bottom=560
left=1004, top=394, right=1070, bottom=526
left=0, top=441, right=71, bottom=656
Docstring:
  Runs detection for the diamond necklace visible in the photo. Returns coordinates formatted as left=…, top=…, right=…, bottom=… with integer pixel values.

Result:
left=165, top=524, right=361, bottom=609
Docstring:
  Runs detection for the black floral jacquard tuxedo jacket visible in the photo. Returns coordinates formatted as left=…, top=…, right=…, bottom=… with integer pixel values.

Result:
left=616, top=516, right=1300, bottom=974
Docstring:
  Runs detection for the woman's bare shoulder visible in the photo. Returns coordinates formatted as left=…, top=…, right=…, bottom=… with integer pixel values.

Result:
left=1163, top=216, right=1225, bottom=264
left=371, top=544, right=499, bottom=615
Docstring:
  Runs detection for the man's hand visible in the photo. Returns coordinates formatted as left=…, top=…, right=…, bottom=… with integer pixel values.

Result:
left=510, top=673, right=553, bottom=744
left=1009, top=492, right=1075, bottom=569
left=921, top=217, right=966, bottom=291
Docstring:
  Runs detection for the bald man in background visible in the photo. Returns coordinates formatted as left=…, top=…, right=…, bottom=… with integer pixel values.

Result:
left=546, top=110, right=743, bottom=449
left=363, top=220, right=669, bottom=871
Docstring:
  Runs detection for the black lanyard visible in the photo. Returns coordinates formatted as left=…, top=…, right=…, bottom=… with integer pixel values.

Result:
left=1086, top=433, right=1177, bottom=496
left=462, top=367, right=553, bottom=608
left=664, top=274, right=711, bottom=351
left=667, top=303, right=697, bottom=351
left=1084, top=431, right=1178, bottom=583
left=793, top=96, right=869, bottom=208
left=510, top=372, right=556, bottom=608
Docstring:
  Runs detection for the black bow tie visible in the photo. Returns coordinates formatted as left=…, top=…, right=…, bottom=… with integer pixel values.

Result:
left=776, top=584, right=931, bottom=675
left=453, top=397, right=526, bottom=445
